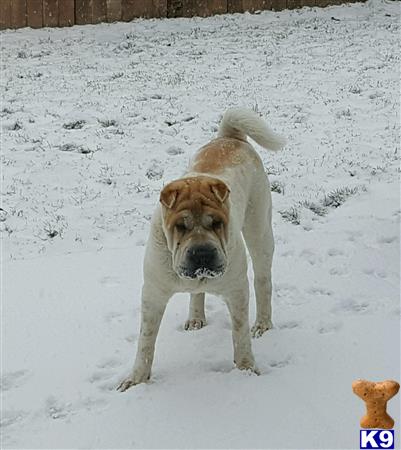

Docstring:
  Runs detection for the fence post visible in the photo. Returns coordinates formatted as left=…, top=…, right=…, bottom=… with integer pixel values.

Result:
left=11, top=0, right=27, bottom=28
left=27, top=0, right=42, bottom=28
left=0, top=1, right=11, bottom=30
left=43, top=0, right=59, bottom=27
left=93, top=0, right=107, bottom=22
left=76, top=0, right=92, bottom=25
left=59, top=0, right=75, bottom=26
left=107, top=0, right=122, bottom=21
left=227, top=0, right=243, bottom=13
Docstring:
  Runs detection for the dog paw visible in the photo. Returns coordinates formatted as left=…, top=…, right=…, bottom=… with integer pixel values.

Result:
left=251, top=319, right=273, bottom=338
left=235, top=360, right=260, bottom=375
left=184, top=318, right=206, bottom=331
left=116, top=370, right=150, bottom=392
left=116, top=378, right=136, bottom=392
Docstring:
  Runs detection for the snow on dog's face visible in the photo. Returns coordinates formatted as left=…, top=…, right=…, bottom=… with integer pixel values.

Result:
left=160, top=176, right=229, bottom=280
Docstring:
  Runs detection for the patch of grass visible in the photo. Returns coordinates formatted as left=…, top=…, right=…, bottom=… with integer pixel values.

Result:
left=270, top=180, right=285, bottom=194
left=323, top=187, right=359, bottom=208
left=58, top=143, right=92, bottom=154
left=370, top=166, right=386, bottom=175
left=70, top=186, right=101, bottom=206
left=3, top=224, right=13, bottom=235
left=9, top=122, right=22, bottom=131
left=58, top=143, right=79, bottom=152
left=98, top=119, right=117, bottom=128
left=127, top=181, right=148, bottom=194
left=44, top=225, right=58, bottom=238
left=0, top=208, right=8, bottom=222
left=110, top=72, right=124, bottom=80
left=42, top=215, right=67, bottom=240
left=77, top=147, right=93, bottom=154
left=349, top=84, right=362, bottom=94
left=279, top=185, right=362, bottom=225
left=300, top=200, right=327, bottom=216
left=335, top=108, right=352, bottom=119
left=279, top=207, right=300, bottom=225
left=166, top=146, right=184, bottom=155
left=164, top=72, right=185, bottom=86
left=145, top=161, right=164, bottom=181
left=252, top=102, right=261, bottom=115
left=63, top=120, right=86, bottom=130
left=99, top=165, right=114, bottom=185
left=300, top=185, right=366, bottom=217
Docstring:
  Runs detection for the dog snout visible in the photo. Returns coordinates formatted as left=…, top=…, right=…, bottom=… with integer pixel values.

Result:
left=187, top=244, right=217, bottom=270
left=178, top=244, right=225, bottom=279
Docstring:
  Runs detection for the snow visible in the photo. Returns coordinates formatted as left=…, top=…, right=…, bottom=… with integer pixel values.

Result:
left=1, top=0, right=400, bottom=448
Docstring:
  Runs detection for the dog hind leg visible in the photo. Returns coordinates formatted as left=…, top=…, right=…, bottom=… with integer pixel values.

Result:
left=243, top=180, right=274, bottom=338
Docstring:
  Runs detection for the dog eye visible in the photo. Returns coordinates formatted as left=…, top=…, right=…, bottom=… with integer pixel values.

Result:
left=175, top=223, right=186, bottom=232
left=212, top=219, right=223, bottom=229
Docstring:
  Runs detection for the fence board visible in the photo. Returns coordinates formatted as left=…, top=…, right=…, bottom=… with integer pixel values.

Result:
left=167, top=0, right=182, bottom=17
left=76, top=0, right=92, bottom=24
left=181, top=0, right=205, bottom=16
left=107, top=0, right=122, bottom=21
left=196, top=0, right=209, bottom=16
left=299, top=0, right=316, bottom=6
left=318, top=0, right=342, bottom=5
left=153, top=0, right=167, bottom=17
left=0, top=0, right=11, bottom=29
left=93, top=0, right=107, bottom=22
left=122, top=0, right=166, bottom=18
left=227, top=0, right=242, bottom=13
left=43, top=0, right=58, bottom=26
left=270, top=0, right=286, bottom=10
left=207, top=0, right=227, bottom=14
left=59, top=0, right=74, bottom=26
left=242, top=0, right=273, bottom=12
left=140, top=0, right=154, bottom=17
left=11, top=0, right=27, bottom=28
left=27, top=0, right=42, bottom=27
left=121, top=0, right=135, bottom=20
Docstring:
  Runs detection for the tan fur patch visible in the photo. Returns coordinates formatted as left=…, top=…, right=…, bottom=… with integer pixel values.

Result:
left=160, top=176, right=230, bottom=243
left=192, top=138, right=249, bottom=174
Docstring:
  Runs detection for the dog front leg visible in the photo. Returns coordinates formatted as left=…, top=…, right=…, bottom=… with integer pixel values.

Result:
left=117, top=285, right=170, bottom=392
left=184, top=293, right=206, bottom=330
left=225, top=287, right=258, bottom=374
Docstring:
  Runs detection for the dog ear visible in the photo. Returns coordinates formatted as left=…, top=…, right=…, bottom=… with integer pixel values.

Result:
left=160, top=184, right=178, bottom=209
left=211, top=181, right=230, bottom=203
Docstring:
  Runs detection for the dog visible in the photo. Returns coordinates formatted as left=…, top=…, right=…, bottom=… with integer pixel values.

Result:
left=118, top=108, right=286, bottom=391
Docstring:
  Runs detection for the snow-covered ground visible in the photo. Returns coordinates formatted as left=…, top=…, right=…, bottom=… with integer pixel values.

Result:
left=1, top=0, right=400, bottom=448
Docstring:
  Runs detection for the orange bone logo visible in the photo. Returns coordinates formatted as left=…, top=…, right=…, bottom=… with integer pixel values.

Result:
left=352, top=379, right=400, bottom=429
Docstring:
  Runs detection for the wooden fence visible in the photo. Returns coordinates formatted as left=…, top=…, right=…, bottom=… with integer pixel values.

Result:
left=0, top=0, right=358, bottom=29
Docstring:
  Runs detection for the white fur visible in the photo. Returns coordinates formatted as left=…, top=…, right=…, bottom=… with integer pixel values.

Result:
left=218, top=107, right=287, bottom=151
left=117, top=109, right=285, bottom=391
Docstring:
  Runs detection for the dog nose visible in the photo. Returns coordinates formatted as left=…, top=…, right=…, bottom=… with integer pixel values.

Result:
left=187, top=244, right=217, bottom=270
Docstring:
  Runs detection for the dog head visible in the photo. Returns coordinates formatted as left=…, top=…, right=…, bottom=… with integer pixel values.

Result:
left=160, top=176, right=230, bottom=280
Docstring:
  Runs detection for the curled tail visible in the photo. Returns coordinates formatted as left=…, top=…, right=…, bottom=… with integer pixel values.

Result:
left=218, top=108, right=286, bottom=151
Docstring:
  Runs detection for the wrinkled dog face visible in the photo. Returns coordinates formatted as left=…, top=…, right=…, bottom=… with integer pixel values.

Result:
left=160, top=176, right=230, bottom=280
